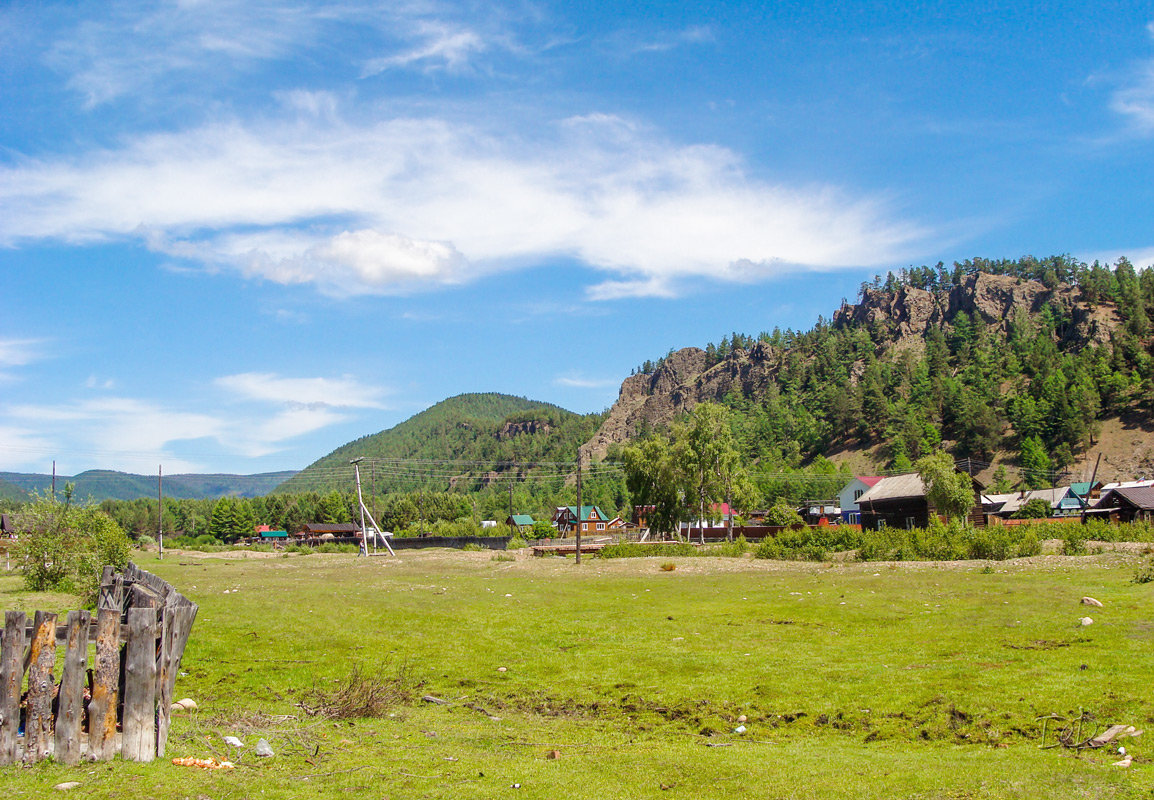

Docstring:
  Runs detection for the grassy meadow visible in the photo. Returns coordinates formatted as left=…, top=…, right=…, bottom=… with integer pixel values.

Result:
left=2, top=546, right=1153, bottom=799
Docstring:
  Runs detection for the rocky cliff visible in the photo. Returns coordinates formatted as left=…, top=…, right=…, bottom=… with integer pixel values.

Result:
left=582, top=273, right=1125, bottom=462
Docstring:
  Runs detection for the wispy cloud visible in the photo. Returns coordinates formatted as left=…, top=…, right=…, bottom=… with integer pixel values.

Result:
left=554, top=373, right=618, bottom=389
left=362, top=20, right=489, bottom=75
left=618, top=25, right=715, bottom=55
left=0, top=373, right=390, bottom=469
left=215, top=372, right=388, bottom=409
left=1107, top=21, right=1154, bottom=135
left=0, top=338, right=47, bottom=382
left=0, top=110, right=926, bottom=299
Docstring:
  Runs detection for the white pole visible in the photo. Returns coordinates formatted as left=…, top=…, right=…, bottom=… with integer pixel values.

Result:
left=353, top=459, right=369, bottom=556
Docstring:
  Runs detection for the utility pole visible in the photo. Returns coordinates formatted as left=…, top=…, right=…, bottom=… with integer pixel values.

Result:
left=352, top=457, right=394, bottom=556
left=351, top=457, right=369, bottom=556
left=508, top=479, right=514, bottom=522
left=575, top=454, right=582, bottom=565
left=51, top=460, right=56, bottom=502
left=158, top=465, right=164, bottom=560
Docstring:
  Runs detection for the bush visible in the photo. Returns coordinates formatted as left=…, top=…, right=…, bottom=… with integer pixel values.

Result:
left=599, top=542, right=698, bottom=559
left=14, top=496, right=132, bottom=604
left=506, top=536, right=529, bottom=550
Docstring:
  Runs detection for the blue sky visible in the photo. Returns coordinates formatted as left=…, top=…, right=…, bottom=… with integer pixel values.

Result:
left=2, top=1, right=1154, bottom=476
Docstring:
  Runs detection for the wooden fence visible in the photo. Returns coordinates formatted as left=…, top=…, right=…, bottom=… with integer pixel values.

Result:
left=0, top=562, right=197, bottom=766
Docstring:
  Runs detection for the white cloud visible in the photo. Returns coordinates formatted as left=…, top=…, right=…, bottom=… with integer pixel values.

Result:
left=554, top=374, right=618, bottom=389
left=0, top=372, right=389, bottom=470
left=362, top=21, right=488, bottom=75
left=215, top=372, right=388, bottom=409
left=0, top=338, right=44, bottom=369
left=0, top=111, right=926, bottom=299
left=1107, top=22, right=1154, bottom=135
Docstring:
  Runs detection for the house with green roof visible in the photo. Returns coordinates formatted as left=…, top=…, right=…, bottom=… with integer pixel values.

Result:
left=506, top=514, right=536, bottom=534
left=551, top=505, right=611, bottom=535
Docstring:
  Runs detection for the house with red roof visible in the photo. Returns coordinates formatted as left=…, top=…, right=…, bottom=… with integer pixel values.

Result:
left=837, top=476, right=883, bottom=524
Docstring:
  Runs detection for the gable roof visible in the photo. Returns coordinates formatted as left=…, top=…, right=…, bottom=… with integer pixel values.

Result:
left=508, top=514, right=535, bottom=526
left=1099, top=486, right=1154, bottom=511
left=857, top=476, right=884, bottom=487
left=564, top=505, right=609, bottom=521
left=857, top=473, right=926, bottom=504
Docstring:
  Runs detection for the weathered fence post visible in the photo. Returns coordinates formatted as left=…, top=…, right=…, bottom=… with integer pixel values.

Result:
left=55, top=609, right=91, bottom=765
left=121, top=607, right=157, bottom=762
left=87, top=605, right=121, bottom=761
left=24, top=611, right=57, bottom=763
left=0, top=610, right=27, bottom=765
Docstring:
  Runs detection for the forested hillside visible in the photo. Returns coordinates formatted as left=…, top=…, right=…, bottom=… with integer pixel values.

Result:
left=590, top=256, right=1154, bottom=492
left=280, top=392, right=611, bottom=494
left=0, top=469, right=297, bottom=501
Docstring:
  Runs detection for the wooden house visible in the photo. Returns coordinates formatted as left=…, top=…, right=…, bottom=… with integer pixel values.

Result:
left=1093, top=486, right=1154, bottom=522
left=856, top=471, right=986, bottom=530
left=506, top=514, right=535, bottom=534
left=552, top=505, right=611, bottom=535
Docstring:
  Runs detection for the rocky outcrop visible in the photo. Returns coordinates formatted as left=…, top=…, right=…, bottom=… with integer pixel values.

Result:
left=497, top=420, right=553, bottom=440
left=583, top=272, right=1129, bottom=461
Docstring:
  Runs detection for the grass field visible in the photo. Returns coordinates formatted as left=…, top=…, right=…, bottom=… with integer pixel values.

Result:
left=2, top=546, right=1153, bottom=799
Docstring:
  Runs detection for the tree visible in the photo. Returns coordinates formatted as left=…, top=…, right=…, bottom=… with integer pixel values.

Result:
left=915, top=451, right=974, bottom=521
left=1018, top=435, right=1052, bottom=490
left=1012, top=498, right=1052, bottom=519
left=673, top=403, right=747, bottom=542
left=14, top=494, right=131, bottom=604
left=622, top=436, right=683, bottom=537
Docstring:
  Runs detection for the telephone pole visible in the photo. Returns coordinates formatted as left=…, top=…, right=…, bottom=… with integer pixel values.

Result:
left=157, top=465, right=164, bottom=560
left=575, top=454, right=582, bottom=565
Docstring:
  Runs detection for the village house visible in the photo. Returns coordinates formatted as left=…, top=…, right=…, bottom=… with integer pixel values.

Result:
left=856, top=472, right=986, bottom=530
left=1092, top=486, right=1154, bottom=523
left=506, top=514, right=535, bottom=534
left=836, top=476, right=883, bottom=524
left=552, top=505, right=611, bottom=535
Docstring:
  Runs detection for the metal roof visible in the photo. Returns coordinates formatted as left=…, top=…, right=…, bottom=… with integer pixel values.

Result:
left=1099, top=485, right=1154, bottom=511
left=856, top=473, right=926, bottom=504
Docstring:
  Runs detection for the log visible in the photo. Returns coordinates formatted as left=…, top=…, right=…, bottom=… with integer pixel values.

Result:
left=121, top=607, right=157, bottom=761
left=87, top=607, right=121, bottom=761
left=23, top=611, right=57, bottom=763
left=0, top=610, right=27, bottom=766
left=54, top=610, right=90, bottom=765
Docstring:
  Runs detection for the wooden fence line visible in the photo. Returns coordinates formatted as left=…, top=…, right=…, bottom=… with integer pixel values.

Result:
left=0, top=562, right=197, bottom=766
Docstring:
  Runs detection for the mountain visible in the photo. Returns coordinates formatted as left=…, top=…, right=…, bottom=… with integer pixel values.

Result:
left=0, top=470, right=297, bottom=502
left=279, top=392, right=605, bottom=494
left=584, top=260, right=1154, bottom=488
left=0, top=476, right=28, bottom=502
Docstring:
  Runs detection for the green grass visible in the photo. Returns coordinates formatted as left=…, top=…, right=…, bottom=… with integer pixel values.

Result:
left=2, top=549, right=1152, bottom=798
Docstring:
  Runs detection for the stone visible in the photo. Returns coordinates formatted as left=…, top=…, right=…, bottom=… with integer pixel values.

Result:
left=1081, top=597, right=1103, bottom=607
left=546, top=750, right=561, bottom=760
left=254, top=738, right=274, bottom=757
left=1079, top=617, right=1094, bottom=626
left=737, top=715, right=747, bottom=723
left=497, top=666, right=508, bottom=673
left=54, top=783, right=82, bottom=791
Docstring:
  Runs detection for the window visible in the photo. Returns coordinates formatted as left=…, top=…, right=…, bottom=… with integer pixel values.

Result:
left=853, top=489, right=863, bottom=501
left=596, top=523, right=605, bottom=531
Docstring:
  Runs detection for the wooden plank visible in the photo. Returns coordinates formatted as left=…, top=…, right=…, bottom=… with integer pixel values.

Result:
left=155, top=602, right=197, bottom=758
left=97, top=565, right=118, bottom=612
left=54, top=610, right=90, bottom=765
left=155, top=607, right=171, bottom=757
left=121, top=607, right=157, bottom=762
left=88, top=607, right=121, bottom=761
left=23, top=611, right=57, bottom=763
left=0, top=610, right=27, bottom=766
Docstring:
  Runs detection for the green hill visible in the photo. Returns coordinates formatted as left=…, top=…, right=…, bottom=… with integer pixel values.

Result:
left=279, top=392, right=605, bottom=494
left=0, top=476, right=28, bottom=502
left=0, top=470, right=296, bottom=502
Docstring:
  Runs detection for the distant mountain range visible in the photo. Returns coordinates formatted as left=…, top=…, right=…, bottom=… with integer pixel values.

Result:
left=0, top=469, right=297, bottom=502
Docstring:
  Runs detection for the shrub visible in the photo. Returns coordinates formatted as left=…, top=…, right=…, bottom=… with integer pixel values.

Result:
left=14, top=496, right=132, bottom=604
left=1062, top=528, right=1088, bottom=556
left=598, top=542, right=698, bottom=559
left=506, top=536, right=529, bottom=550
